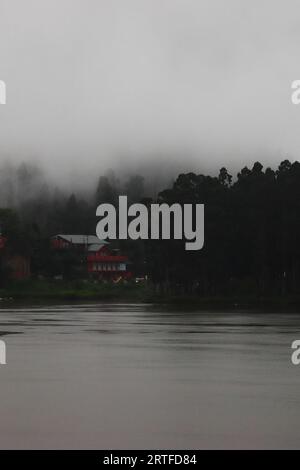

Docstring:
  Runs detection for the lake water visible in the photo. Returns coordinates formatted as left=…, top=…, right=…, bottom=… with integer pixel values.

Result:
left=0, top=303, right=299, bottom=449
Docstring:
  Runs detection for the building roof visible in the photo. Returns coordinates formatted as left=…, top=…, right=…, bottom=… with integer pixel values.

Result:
left=54, top=235, right=109, bottom=245
left=87, top=243, right=107, bottom=252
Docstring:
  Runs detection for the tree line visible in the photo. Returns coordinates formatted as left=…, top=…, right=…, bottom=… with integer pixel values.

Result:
left=0, top=159, right=300, bottom=298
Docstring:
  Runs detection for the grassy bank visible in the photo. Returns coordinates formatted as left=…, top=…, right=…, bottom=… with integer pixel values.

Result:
left=0, top=279, right=152, bottom=302
left=1, top=280, right=300, bottom=310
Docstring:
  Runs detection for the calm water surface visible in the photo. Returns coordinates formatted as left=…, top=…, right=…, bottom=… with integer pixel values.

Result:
left=0, top=303, right=299, bottom=449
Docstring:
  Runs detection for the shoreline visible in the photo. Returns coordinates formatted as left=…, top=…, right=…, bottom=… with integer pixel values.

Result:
left=0, top=280, right=300, bottom=311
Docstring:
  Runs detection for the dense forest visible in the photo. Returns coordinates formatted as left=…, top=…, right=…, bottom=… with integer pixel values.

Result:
left=0, top=159, right=300, bottom=299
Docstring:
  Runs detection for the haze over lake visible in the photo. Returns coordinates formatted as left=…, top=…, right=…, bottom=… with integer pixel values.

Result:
left=0, top=303, right=299, bottom=449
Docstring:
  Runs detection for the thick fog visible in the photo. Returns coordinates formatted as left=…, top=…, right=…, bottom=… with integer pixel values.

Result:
left=0, top=0, right=300, bottom=187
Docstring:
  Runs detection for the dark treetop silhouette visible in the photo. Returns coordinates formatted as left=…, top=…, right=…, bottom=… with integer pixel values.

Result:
left=0, top=159, right=299, bottom=300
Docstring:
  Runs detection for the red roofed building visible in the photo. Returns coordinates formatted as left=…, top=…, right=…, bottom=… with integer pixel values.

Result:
left=0, top=235, right=31, bottom=280
left=87, top=244, right=131, bottom=280
left=51, top=235, right=131, bottom=280
left=0, top=235, right=7, bottom=249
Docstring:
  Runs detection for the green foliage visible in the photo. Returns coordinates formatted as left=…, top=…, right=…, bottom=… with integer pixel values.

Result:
left=2, top=160, right=300, bottom=300
left=144, top=160, right=300, bottom=297
left=0, top=279, right=150, bottom=301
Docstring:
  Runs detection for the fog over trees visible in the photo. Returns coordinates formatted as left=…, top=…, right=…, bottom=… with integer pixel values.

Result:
left=1, top=158, right=300, bottom=298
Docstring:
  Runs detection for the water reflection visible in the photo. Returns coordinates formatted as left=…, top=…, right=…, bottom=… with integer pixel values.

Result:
left=0, top=304, right=299, bottom=448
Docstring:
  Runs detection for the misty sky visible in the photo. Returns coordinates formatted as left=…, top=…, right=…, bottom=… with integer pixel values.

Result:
left=0, top=0, right=300, bottom=183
